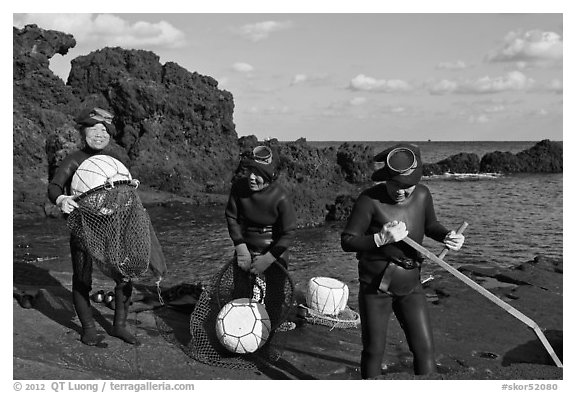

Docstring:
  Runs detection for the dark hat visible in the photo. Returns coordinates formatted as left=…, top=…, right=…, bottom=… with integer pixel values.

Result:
left=371, top=143, right=423, bottom=187
left=237, top=145, right=278, bottom=183
left=75, top=107, right=116, bottom=136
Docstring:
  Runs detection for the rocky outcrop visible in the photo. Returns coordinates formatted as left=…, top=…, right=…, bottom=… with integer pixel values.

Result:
left=12, top=24, right=370, bottom=226
left=12, top=24, right=563, bottom=226
left=423, top=153, right=481, bottom=176
left=65, top=47, right=239, bottom=196
left=13, top=24, right=240, bottom=219
left=336, top=143, right=374, bottom=184
left=424, top=140, right=563, bottom=176
left=326, top=194, right=356, bottom=222
left=235, top=138, right=363, bottom=226
left=13, top=25, right=80, bottom=217
left=480, top=139, right=562, bottom=173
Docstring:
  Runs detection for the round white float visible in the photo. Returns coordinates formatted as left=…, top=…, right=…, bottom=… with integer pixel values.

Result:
left=215, top=298, right=271, bottom=354
left=306, top=277, right=349, bottom=316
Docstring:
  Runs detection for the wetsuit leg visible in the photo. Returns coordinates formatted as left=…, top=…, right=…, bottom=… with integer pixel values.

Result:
left=358, top=283, right=393, bottom=379
left=111, top=279, right=140, bottom=345
left=70, top=235, right=104, bottom=346
left=263, top=259, right=287, bottom=329
left=392, top=286, right=436, bottom=375
left=231, top=257, right=253, bottom=299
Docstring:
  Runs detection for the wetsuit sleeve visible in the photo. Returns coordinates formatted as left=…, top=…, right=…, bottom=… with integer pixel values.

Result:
left=341, top=194, right=379, bottom=252
left=269, top=195, right=297, bottom=259
left=47, top=152, right=84, bottom=203
left=225, top=188, right=245, bottom=246
left=423, top=190, right=450, bottom=242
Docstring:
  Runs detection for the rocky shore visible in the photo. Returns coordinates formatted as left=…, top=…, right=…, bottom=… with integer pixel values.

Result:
left=13, top=248, right=562, bottom=380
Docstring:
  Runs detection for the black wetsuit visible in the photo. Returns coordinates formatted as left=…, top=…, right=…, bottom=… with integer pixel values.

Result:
left=225, top=178, right=297, bottom=327
left=48, top=147, right=123, bottom=290
left=48, top=146, right=166, bottom=346
left=341, top=182, right=449, bottom=377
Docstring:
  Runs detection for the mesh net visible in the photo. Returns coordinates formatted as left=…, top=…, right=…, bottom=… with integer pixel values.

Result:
left=187, top=258, right=294, bottom=369
left=299, top=305, right=361, bottom=330
left=67, top=181, right=151, bottom=279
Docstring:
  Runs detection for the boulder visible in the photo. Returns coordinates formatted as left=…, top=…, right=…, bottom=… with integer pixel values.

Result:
left=423, top=152, right=480, bottom=175
left=480, top=140, right=562, bottom=173
left=336, top=143, right=375, bottom=184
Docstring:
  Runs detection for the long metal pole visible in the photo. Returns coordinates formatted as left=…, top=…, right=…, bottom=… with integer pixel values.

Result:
left=403, top=223, right=562, bottom=368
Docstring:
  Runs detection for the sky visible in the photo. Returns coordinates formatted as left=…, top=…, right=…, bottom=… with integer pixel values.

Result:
left=11, top=6, right=565, bottom=143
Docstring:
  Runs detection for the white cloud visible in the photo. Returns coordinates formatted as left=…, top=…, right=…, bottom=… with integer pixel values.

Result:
left=246, top=105, right=290, bottom=115
left=485, top=30, right=562, bottom=66
left=435, top=60, right=470, bottom=70
left=545, top=79, right=563, bottom=94
left=349, top=97, right=367, bottom=106
left=349, top=74, right=413, bottom=93
left=428, top=71, right=535, bottom=95
left=232, top=62, right=255, bottom=73
left=13, top=13, right=186, bottom=49
left=291, top=74, right=308, bottom=85
left=468, top=114, right=490, bottom=124
left=483, top=105, right=506, bottom=113
left=289, top=73, right=329, bottom=86
left=236, top=20, right=293, bottom=42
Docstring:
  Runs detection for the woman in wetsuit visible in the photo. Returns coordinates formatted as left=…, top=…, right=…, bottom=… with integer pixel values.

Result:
left=341, top=143, right=465, bottom=378
left=48, top=107, right=166, bottom=347
left=225, top=145, right=297, bottom=328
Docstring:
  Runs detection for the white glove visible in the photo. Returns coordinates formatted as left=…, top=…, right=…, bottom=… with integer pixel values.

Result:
left=235, top=244, right=252, bottom=271
left=251, top=252, right=276, bottom=274
left=56, top=195, right=78, bottom=214
left=374, top=220, right=408, bottom=247
left=444, top=230, right=465, bottom=251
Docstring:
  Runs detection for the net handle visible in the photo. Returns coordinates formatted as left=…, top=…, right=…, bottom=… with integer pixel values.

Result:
left=72, top=179, right=140, bottom=202
left=214, top=257, right=295, bottom=331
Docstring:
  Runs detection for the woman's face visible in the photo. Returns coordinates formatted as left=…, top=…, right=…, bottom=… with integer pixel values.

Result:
left=385, top=180, right=416, bottom=203
left=248, top=172, right=269, bottom=192
left=83, top=123, right=110, bottom=150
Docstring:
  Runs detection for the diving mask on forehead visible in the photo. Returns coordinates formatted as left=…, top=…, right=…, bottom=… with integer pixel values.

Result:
left=386, top=147, right=418, bottom=175
left=87, top=108, right=114, bottom=125
left=251, top=146, right=273, bottom=164
left=237, top=145, right=277, bottom=183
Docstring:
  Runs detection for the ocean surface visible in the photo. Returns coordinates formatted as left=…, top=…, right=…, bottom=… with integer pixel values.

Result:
left=13, top=141, right=562, bottom=310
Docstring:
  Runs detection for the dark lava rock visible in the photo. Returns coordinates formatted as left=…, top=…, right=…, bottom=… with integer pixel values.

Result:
left=423, top=152, right=481, bottom=176
left=480, top=139, right=562, bottom=173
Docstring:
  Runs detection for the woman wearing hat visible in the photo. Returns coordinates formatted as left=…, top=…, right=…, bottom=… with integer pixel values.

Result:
left=225, top=145, right=297, bottom=330
left=340, top=143, right=464, bottom=377
left=48, top=107, right=166, bottom=347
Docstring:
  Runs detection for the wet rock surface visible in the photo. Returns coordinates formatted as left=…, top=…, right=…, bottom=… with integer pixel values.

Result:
left=13, top=256, right=562, bottom=380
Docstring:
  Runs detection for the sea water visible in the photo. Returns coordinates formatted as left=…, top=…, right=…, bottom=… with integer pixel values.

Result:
left=13, top=141, right=562, bottom=310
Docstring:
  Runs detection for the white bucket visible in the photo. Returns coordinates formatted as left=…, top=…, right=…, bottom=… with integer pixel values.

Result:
left=306, top=277, right=349, bottom=316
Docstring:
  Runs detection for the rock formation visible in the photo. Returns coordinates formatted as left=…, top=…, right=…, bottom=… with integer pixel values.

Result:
left=12, top=24, right=563, bottom=226
left=12, top=24, right=364, bottom=226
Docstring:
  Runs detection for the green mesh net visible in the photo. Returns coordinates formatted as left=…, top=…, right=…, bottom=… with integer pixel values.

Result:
left=67, top=181, right=151, bottom=279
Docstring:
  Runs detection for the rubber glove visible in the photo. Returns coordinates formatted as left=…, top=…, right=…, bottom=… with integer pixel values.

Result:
left=444, top=230, right=465, bottom=251
left=251, top=252, right=276, bottom=274
left=56, top=195, right=79, bottom=214
left=235, top=244, right=252, bottom=271
left=374, top=220, right=408, bottom=247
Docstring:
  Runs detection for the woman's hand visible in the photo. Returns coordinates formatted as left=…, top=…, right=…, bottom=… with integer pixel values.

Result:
left=374, top=220, right=408, bottom=247
left=56, top=195, right=78, bottom=214
left=444, top=230, right=465, bottom=251
left=251, top=252, right=276, bottom=274
left=235, top=244, right=252, bottom=271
